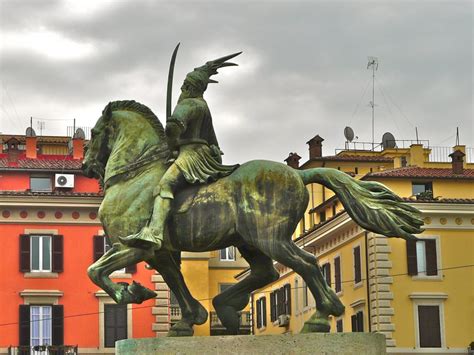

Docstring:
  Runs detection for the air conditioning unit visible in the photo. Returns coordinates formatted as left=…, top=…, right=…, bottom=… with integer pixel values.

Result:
left=55, top=174, right=75, bottom=188
left=278, top=314, right=290, bottom=327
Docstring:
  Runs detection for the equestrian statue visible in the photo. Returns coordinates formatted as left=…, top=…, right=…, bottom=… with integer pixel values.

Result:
left=82, top=45, right=424, bottom=336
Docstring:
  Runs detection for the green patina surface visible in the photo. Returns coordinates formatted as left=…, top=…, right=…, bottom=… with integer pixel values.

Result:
left=81, top=49, right=424, bottom=338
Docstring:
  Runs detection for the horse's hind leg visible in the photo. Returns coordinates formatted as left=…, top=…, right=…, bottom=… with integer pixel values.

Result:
left=212, top=244, right=279, bottom=334
left=146, top=251, right=207, bottom=337
left=266, top=240, right=344, bottom=332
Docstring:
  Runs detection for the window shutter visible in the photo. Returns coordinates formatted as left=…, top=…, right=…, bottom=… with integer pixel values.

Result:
left=353, top=246, right=361, bottom=283
left=406, top=240, right=418, bottom=275
left=284, top=284, right=291, bottom=315
left=19, top=305, right=30, bottom=346
left=425, top=239, right=438, bottom=276
left=351, top=314, right=357, bottom=332
left=256, top=299, right=261, bottom=328
left=336, top=319, right=343, bottom=332
left=52, top=235, right=64, bottom=273
left=116, top=304, right=128, bottom=341
left=334, top=257, right=341, bottom=293
left=52, top=305, right=64, bottom=345
left=262, top=297, right=267, bottom=327
left=19, top=234, right=31, bottom=272
left=278, top=288, right=285, bottom=317
left=357, top=311, right=364, bottom=332
left=270, top=292, right=276, bottom=321
left=125, top=263, right=137, bottom=274
left=324, top=263, right=332, bottom=288
left=93, top=235, right=105, bottom=262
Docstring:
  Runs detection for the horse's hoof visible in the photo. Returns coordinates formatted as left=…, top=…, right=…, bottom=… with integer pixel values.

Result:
left=193, top=302, right=208, bottom=325
left=168, top=322, right=194, bottom=337
left=129, top=281, right=157, bottom=303
left=301, top=318, right=331, bottom=333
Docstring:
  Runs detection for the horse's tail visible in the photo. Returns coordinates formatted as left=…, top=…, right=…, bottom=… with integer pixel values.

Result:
left=297, top=168, right=424, bottom=241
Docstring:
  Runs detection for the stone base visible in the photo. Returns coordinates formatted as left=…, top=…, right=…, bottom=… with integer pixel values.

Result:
left=117, top=333, right=386, bottom=354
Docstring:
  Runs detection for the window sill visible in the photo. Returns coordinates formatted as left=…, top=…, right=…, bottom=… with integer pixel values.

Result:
left=336, top=291, right=343, bottom=297
left=353, top=282, right=363, bottom=290
left=110, top=272, right=132, bottom=279
left=24, top=272, right=58, bottom=279
left=411, top=275, right=443, bottom=281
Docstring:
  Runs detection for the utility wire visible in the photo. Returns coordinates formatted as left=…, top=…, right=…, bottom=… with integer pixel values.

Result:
left=348, top=77, right=372, bottom=128
left=1, top=263, right=472, bottom=328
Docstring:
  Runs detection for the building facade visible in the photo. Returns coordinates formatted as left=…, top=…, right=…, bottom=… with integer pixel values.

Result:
left=0, top=130, right=250, bottom=354
left=247, top=137, right=474, bottom=354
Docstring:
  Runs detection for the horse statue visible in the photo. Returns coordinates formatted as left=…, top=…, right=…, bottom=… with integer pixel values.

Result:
left=82, top=99, right=423, bottom=336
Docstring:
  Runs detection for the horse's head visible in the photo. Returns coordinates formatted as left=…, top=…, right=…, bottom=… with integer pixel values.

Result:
left=82, top=103, right=114, bottom=180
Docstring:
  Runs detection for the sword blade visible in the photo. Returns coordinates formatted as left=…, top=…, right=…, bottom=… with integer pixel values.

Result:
left=166, top=43, right=181, bottom=119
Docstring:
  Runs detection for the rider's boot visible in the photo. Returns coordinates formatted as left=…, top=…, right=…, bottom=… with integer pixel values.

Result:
left=118, top=196, right=171, bottom=250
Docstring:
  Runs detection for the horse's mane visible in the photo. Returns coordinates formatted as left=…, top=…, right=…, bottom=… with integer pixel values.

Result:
left=106, top=100, right=166, bottom=140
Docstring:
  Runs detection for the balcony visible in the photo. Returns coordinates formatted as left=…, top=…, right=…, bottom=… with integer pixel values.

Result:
left=170, top=305, right=182, bottom=322
left=8, top=345, right=78, bottom=355
left=210, top=311, right=251, bottom=336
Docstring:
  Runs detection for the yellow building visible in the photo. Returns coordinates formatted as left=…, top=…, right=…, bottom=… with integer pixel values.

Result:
left=153, top=249, right=250, bottom=336
left=245, top=136, right=474, bottom=354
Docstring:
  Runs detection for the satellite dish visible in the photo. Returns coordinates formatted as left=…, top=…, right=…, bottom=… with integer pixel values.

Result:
left=25, top=127, right=36, bottom=137
left=344, top=126, right=355, bottom=142
left=382, top=132, right=396, bottom=149
left=74, top=128, right=85, bottom=139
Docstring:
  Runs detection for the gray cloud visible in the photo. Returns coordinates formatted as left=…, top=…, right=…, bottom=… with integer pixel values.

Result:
left=1, top=0, right=472, bottom=164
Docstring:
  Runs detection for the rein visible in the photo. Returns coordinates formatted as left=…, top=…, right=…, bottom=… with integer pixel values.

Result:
left=104, top=145, right=169, bottom=189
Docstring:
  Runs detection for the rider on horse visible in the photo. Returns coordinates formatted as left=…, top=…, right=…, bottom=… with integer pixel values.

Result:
left=120, top=52, right=241, bottom=250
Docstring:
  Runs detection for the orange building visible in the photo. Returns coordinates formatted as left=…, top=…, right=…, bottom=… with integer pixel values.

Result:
left=0, top=131, right=156, bottom=354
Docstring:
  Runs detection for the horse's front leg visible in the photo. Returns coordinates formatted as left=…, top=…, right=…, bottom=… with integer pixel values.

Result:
left=147, top=251, right=208, bottom=336
left=87, top=244, right=156, bottom=304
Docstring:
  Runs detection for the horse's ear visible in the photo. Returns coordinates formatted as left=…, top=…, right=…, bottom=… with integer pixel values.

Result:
left=103, top=102, right=113, bottom=122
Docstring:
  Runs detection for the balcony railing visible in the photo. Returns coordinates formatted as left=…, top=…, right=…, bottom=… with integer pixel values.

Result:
left=170, top=305, right=181, bottom=321
left=210, top=311, right=251, bottom=329
left=8, top=345, right=78, bottom=355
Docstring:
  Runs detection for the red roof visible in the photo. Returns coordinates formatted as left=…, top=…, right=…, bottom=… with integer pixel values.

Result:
left=0, top=190, right=103, bottom=197
left=309, top=155, right=393, bottom=162
left=0, top=155, right=82, bottom=171
left=365, top=167, right=474, bottom=179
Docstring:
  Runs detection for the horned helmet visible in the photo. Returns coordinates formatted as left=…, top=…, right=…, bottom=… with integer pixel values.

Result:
left=182, top=52, right=242, bottom=95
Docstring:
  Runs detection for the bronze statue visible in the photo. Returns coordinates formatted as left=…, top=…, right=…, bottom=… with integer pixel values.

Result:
left=82, top=48, right=423, bottom=336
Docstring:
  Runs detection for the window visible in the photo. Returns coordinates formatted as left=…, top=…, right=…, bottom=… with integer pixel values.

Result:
left=294, top=278, right=299, bottom=313
left=170, top=291, right=179, bottom=306
left=303, top=281, right=309, bottom=307
left=353, top=246, right=362, bottom=284
left=321, top=263, right=331, bottom=288
left=93, top=235, right=136, bottom=273
left=319, top=211, right=326, bottom=223
left=412, top=181, right=433, bottom=197
left=19, top=305, right=63, bottom=347
left=406, top=239, right=438, bottom=276
left=104, top=304, right=128, bottom=347
left=351, top=311, right=364, bottom=332
left=31, top=306, right=52, bottom=347
left=270, top=284, right=292, bottom=322
left=418, top=305, right=442, bottom=348
left=336, top=318, right=343, bottom=333
left=20, top=234, right=63, bottom=273
left=256, top=297, right=267, bottom=329
left=30, top=177, right=52, bottom=192
left=31, top=235, right=51, bottom=272
left=334, top=256, right=342, bottom=293
left=219, top=247, right=236, bottom=261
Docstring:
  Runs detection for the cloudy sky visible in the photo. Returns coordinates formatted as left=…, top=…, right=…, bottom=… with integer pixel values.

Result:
left=0, top=0, right=472, bottom=164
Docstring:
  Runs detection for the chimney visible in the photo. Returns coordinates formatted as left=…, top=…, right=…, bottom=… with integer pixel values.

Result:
left=25, top=136, right=37, bottom=159
left=284, top=152, right=301, bottom=169
left=306, top=135, right=324, bottom=159
left=449, top=149, right=465, bottom=175
left=72, top=138, right=84, bottom=160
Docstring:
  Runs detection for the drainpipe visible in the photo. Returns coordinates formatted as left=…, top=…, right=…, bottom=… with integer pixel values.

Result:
left=364, top=231, right=372, bottom=332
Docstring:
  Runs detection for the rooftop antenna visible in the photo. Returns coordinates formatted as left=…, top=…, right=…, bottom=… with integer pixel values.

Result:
left=367, top=56, right=379, bottom=150
left=455, top=127, right=459, bottom=146
left=37, top=120, right=45, bottom=136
